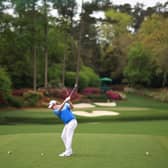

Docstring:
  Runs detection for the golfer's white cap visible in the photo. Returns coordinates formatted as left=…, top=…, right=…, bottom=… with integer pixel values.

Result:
left=48, top=100, right=56, bottom=108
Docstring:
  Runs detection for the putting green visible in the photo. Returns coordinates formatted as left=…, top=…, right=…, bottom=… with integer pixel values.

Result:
left=0, top=133, right=168, bottom=168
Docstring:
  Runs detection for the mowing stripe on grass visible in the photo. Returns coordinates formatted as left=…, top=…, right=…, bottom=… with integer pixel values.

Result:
left=0, top=133, right=168, bottom=168
left=0, top=120, right=168, bottom=136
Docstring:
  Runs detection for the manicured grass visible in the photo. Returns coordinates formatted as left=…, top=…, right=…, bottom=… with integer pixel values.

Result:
left=0, top=93, right=168, bottom=168
left=0, top=120, right=168, bottom=136
left=118, top=93, right=168, bottom=109
left=1, top=93, right=168, bottom=124
left=0, top=133, right=168, bottom=168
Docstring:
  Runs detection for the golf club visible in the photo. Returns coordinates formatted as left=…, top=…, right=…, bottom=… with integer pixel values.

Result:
left=69, top=83, right=78, bottom=98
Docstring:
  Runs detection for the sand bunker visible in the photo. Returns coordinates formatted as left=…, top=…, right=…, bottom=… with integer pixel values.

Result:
left=73, top=103, right=95, bottom=108
left=114, top=107, right=149, bottom=111
left=73, top=102, right=117, bottom=108
left=73, top=110, right=120, bottom=117
left=94, top=102, right=117, bottom=107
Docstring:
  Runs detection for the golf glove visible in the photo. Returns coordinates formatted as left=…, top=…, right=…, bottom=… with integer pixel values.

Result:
left=64, top=96, right=70, bottom=102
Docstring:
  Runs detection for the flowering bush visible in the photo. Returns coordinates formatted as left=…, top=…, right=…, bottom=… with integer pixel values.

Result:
left=47, top=88, right=61, bottom=97
left=0, top=91, right=23, bottom=107
left=12, top=89, right=30, bottom=96
left=47, top=88, right=80, bottom=101
left=82, top=87, right=101, bottom=95
left=106, top=90, right=122, bottom=100
left=60, top=88, right=80, bottom=101
left=0, top=93, right=7, bottom=105
left=23, top=90, right=43, bottom=106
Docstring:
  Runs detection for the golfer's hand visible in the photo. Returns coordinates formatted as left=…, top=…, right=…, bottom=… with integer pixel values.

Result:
left=64, top=96, right=70, bottom=102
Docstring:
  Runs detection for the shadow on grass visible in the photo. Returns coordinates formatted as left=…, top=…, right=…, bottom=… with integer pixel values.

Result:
left=1, top=115, right=168, bottom=125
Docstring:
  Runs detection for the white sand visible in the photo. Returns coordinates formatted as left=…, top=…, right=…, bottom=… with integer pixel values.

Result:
left=73, top=103, right=95, bottom=108
left=94, top=102, right=117, bottom=107
left=73, top=102, right=117, bottom=108
left=73, top=110, right=120, bottom=117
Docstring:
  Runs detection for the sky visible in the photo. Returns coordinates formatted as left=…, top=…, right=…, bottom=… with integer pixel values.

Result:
left=81, top=0, right=168, bottom=7
left=77, top=0, right=168, bottom=19
left=111, top=0, right=167, bottom=8
left=3, top=0, right=168, bottom=18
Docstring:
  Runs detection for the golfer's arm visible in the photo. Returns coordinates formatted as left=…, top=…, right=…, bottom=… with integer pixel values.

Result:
left=57, top=101, right=66, bottom=112
left=69, top=101, right=74, bottom=109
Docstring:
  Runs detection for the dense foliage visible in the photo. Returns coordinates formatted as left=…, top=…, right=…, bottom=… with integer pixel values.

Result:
left=0, top=68, right=12, bottom=98
left=124, top=43, right=153, bottom=86
left=0, top=0, right=168, bottom=97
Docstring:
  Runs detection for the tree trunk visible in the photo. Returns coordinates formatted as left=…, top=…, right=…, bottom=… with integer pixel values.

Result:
left=62, top=51, right=66, bottom=87
left=76, top=0, right=83, bottom=86
left=32, top=1, right=37, bottom=91
left=33, top=46, right=37, bottom=91
left=44, top=0, right=48, bottom=88
left=162, top=72, right=167, bottom=87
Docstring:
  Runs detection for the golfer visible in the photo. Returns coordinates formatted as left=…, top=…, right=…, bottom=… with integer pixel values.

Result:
left=48, top=96, right=78, bottom=157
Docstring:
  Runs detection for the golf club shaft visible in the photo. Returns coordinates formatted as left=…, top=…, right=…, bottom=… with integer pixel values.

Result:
left=69, top=84, right=77, bottom=98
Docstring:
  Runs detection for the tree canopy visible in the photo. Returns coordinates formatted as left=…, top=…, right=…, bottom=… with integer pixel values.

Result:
left=0, top=0, right=168, bottom=90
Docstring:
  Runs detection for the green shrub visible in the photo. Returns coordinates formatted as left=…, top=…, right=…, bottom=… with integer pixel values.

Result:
left=151, top=90, right=168, bottom=103
left=48, top=79, right=61, bottom=88
left=65, top=72, right=76, bottom=87
left=81, top=66, right=100, bottom=87
left=23, top=90, right=43, bottom=106
left=65, top=71, right=88, bottom=90
left=79, top=71, right=89, bottom=90
left=0, top=68, right=12, bottom=98
left=124, top=43, right=153, bottom=86
left=48, top=64, right=62, bottom=87
left=86, top=94, right=107, bottom=102
left=65, top=66, right=100, bottom=90
left=6, top=95, right=23, bottom=108
left=159, top=91, right=168, bottom=102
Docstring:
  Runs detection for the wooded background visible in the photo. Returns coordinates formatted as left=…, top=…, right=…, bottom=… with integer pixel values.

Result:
left=0, top=0, right=168, bottom=92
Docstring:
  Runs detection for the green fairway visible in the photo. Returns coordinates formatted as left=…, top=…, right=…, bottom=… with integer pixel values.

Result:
left=0, top=93, right=168, bottom=168
left=0, top=132, right=168, bottom=168
left=0, top=122, right=168, bottom=168
left=1, top=1, right=168, bottom=167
